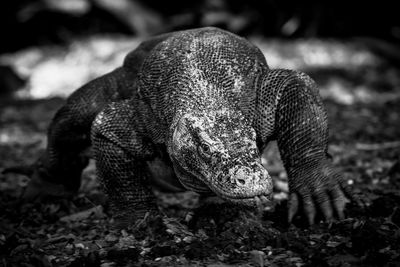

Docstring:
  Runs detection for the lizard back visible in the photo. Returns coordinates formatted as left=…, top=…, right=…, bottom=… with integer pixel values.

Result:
left=134, top=27, right=269, bottom=137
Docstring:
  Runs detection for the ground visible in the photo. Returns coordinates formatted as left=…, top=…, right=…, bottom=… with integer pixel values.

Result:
left=0, top=37, right=400, bottom=267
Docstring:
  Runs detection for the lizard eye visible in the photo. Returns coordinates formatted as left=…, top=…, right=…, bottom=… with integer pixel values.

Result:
left=198, top=142, right=212, bottom=159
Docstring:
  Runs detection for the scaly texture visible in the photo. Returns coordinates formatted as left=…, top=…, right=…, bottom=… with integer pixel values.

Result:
left=26, top=27, right=351, bottom=225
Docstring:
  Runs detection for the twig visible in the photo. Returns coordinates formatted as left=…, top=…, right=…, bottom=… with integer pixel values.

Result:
left=59, top=205, right=104, bottom=223
left=355, top=141, right=400, bottom=151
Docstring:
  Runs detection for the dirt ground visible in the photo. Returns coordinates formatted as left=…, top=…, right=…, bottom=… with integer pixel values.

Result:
left=1, top=38, right=400, bottom=266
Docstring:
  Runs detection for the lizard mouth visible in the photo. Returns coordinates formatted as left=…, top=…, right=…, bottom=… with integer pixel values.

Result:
left=216, top=192, right=272, bottom=206
left=172, top=160, right=272, bottom=206
left=206, top=170, right=273, bottom=205
left=173, top=160, right=212, bottom=193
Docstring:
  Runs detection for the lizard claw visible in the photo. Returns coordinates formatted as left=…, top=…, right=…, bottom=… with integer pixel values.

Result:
left=303, top=194, right=317, bottom=225
left=288, top=193, right=299, bottom=223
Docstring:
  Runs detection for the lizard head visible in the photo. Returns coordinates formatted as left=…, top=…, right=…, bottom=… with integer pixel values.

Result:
left=168, top=109, right=273, bottom=205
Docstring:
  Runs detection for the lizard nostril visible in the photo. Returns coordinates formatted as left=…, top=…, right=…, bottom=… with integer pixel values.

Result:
left=236, top=178, right=246, bottom=185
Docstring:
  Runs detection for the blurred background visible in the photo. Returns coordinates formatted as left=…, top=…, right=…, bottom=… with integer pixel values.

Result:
left=1, top=0, right=400, bottom=51
left=0, top=0, right=399, bottom=100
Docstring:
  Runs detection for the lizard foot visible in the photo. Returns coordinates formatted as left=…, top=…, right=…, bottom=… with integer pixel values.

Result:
left=3, top=163, right=77, bottom=201
left=111, top=207, right=160, bottom=230
left=288, top=162, right=354, bottom=225
left=24, top=169, right=76, bottom=201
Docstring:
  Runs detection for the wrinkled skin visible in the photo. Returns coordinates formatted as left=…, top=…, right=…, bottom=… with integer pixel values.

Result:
left=168, top=109, right=273, bottom=204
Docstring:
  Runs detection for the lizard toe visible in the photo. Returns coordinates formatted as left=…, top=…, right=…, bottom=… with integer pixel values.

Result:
left=313, top=189, right=334, bottom=223
left=288, top=192, right=299, bottom=223
left=329, top=185, right=349, bottom=220
left=300, top=192, right=316, bottom=225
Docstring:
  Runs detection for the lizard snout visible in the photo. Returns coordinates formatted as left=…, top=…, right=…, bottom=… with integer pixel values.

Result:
left=230, top=166, right=259, bottom=186
left=213, top=164, right=273, bottom=200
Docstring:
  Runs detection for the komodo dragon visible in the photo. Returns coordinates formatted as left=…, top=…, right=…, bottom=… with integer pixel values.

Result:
left=21, top=27, right=352, bottom=225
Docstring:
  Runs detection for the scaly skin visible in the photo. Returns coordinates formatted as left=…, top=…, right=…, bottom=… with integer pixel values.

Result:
left=20, top=27, right=351, bottom=225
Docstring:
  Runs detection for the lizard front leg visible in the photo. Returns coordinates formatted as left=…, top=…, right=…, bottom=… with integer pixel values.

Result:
left=16, top=33, right=173, bottom=200
left=256, top=69, right=352, bottom=224
left=91, top=100, right=158, bottom=227
left=23, top=68, right=128, bottom=200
